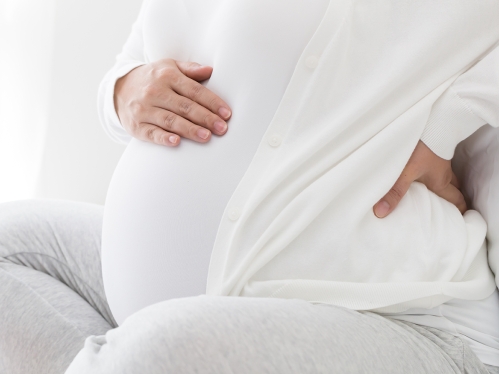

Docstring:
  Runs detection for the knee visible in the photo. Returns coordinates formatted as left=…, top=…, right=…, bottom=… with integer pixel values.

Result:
left=113, top=295, right=256, bottom=355
left=64, top=296, right=321, bottom=374
left=0, top=199, right=103, bottom=258
left=0, top=200, right=44, bottom=258
left=67, top=296, right=241, bottom=373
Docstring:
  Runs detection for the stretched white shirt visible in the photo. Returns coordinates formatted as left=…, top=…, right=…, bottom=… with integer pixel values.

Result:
left=98, top=0, right=499, bottom=365
left=100, top=0, right=331, bottom=323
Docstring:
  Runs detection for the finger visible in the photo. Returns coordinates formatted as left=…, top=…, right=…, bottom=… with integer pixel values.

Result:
left=133, top=123, right=180, bottom=147
left=175, top=60, right=214, bottom=82
left=152, top=92, right=228, bottom=135
left=450, top=171, right=460, bottom=189
left=170, top=73, right=232, bottom=121
left=373, top=169, right=416, bottom=218
left=432, top=183, right=467, bottom=214
left=142, top=107, right=213, bottom=143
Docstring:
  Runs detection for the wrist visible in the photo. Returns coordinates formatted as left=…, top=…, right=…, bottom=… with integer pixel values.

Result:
left=113, top=64, right=145, bottom=125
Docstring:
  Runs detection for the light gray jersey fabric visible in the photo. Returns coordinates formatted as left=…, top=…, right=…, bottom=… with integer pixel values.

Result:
left=0, top=199, right=498, bottom=374
left=0, top=199, right=116, bottom=374
left=67, top=296, right=499, bottom=374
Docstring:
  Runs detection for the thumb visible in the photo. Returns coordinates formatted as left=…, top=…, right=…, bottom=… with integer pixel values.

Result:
left=374, top=171, right=414, bottom=218
left=175, top=60, right=213, bottom=81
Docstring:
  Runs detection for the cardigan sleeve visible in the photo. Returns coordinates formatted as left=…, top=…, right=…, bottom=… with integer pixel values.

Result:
left=97, top=0, right=150, bottom=145
left=420, top=44, right=499, bottom=160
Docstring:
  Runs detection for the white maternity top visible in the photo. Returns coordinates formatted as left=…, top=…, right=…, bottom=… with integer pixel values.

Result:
left=99, top=0, right=499, bottom=365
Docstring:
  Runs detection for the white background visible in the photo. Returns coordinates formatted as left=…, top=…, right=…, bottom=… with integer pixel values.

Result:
left=0, top=0, right=142, bottom=205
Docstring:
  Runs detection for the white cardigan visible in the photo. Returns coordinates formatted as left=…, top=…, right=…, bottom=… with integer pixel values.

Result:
left=204, top=1, right=499, bottom=312
left=100, top=0, right=499, bottom=313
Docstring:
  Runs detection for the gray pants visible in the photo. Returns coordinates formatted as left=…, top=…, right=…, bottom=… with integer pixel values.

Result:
left=0, top=200, right=497, bottom=374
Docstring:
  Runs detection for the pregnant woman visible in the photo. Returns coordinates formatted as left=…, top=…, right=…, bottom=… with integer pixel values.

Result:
left=97, top=0, right=499, bottom=370
left=1, top=0, right=499, bottom=373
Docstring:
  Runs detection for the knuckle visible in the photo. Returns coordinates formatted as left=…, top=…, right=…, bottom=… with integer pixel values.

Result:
left=162, top=94, right=174, bottom=109
left=187, top=61, right=200, bottom=69
left=178, top=99, right=193, bottom=115
left=143, top=127, right=156, bottom=141
left=437, top=181, right=449, bottom=192
left=153, top=66, right=178, bottom=84
left=161, top=58, right=175, bottom=65
left=430, top=172, right=452, bottom=192
left=129, top=121, right=141, bottom=134
left=202, top=113, right=213, bottom=127
left=208, top=96, right=220, bottom=110
left=443, top=169, right=453, bottom=186
left=188, top=83, right=204, bottom=100
left=388, top=185, right=405, bottom=201
left=129, top=101, right=144, bottom=117
left=157, top=66, right=174, bottom=78
left=142, top=84, right=158, bottom=99
left=163, top=113, right=177, bottom=131
left=189, top=125, right=200, bottom=138
left=171, top=73, right=183, bottom=86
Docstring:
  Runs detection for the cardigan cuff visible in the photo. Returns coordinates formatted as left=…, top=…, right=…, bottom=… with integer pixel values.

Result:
left=99, top=61, right=146, bottom=145
left=420, top=88, right=487, bottom=160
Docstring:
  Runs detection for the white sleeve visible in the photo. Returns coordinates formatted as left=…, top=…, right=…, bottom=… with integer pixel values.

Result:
left=97, top=0, right=150, bottom=145
left=420, top=44, right=499, bottom=160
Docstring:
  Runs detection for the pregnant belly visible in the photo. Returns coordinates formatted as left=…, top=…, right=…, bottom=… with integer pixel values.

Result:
left=103, top=138, right=490, bottom=324
left=101, top=137, right=248, bottom=324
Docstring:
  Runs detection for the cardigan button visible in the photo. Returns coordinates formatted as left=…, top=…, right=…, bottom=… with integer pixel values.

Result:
left=305, top=55, right=319, bottom=69
left=228, top=207, right=241, bottom=221
left=268, top=133, right=282, bottom=147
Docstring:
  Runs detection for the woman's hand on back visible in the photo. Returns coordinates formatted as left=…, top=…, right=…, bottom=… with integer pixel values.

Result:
left=113, top=58, right=232, bottom=146
left=373, top=140, right=467, bottom=218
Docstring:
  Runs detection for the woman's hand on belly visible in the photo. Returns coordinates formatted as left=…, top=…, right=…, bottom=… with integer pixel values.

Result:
left=113, top=58, right=232, bottom=146
left=373, top=140, right=467, bottom=218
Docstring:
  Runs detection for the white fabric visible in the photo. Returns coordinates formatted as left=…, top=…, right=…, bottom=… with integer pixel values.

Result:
left=98, top=0, right=499, bottom=366
left=202, top=0, right=499, bottom=312
left=100, top=0, right=330, bottom=323
left=441, top=122, right=499, bottom=366
left=382, top=286, right=499, bottom=366
left=441, top=293, right=499, bottom=368
left=454, top=125, right=499, bottom=291
left=421, top=46, right=499, bottom=160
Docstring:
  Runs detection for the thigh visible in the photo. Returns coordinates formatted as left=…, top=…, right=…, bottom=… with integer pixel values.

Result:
left=65, top=296, right=490, bottom=374
left=0, top=262, right=112, bottom=374
left=0, top=199, right=116, bottom=327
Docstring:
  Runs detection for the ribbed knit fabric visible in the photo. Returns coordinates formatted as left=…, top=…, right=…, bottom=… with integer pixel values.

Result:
left=203, top=1, right=499, bottom=312
left=421, top=89, right=488, bottom=160
left=421, top=44, right=499, bottom=160
left=98, top=62, right=145, bottom=144
left=98, top=0, right=499, bottom=315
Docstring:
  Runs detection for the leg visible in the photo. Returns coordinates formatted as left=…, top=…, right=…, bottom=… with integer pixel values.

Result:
left=65, top=295, right=494, bottom=374
left=0, top=199, right=116, bottom=374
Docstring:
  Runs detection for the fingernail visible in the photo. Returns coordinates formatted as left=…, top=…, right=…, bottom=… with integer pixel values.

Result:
left=197, top=128, right=210, bottom=139
left=218, top=107, right=231, bottom=119
left=374, top=201, right=390, bottom=218
left=169, top=135, right=178, bottom=144
left=214, top=121, right=227, bottom=133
